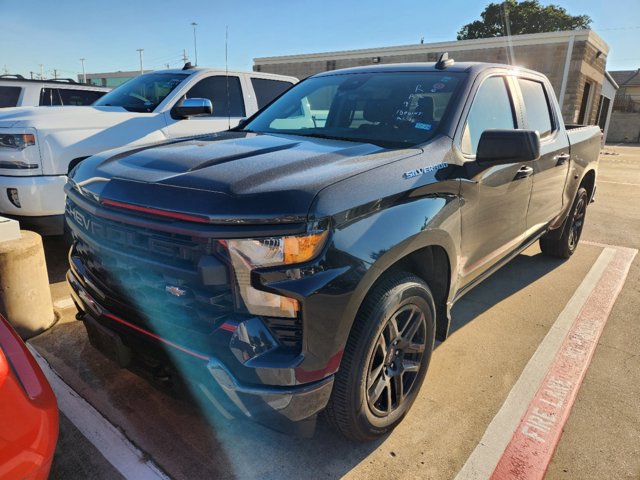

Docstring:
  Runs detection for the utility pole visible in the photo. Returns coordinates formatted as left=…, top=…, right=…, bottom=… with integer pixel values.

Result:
left=53, top=69, right=58, bottom=80
left=39, top=64, right=44, bottom=79
left=136, top=48, right=144, bottom=75
left=182, top=49, right=189, bottom=64
left=191, top=22, right=198, bottom=66
left=80, top=58, right=86, bottom=83
left=30, top=72, right=34, bottom=79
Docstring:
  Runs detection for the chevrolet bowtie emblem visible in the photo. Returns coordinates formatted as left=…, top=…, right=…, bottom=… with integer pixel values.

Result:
left=165, top=285, right=187, bottom=297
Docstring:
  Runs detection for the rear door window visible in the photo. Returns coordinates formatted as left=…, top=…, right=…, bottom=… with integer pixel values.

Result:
left=251, top=78, right=293, bottom=109
left=185, top=76, right=245, bottom=117
left=40, top=88, right=105, bottom=106
left=461, top=76, right=516, bottom=155
left=40, top=88, right=62, bottom=106
left=0, top=86, right=21, bottom=107
left=517, top=78, right=554, bottom=138
left=58, top=88, right=106, bottom=106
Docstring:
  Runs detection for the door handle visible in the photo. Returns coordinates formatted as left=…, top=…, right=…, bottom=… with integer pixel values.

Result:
left=514, top=165, right=534, bottom=180
left=555, top=153, right=570, bottom=166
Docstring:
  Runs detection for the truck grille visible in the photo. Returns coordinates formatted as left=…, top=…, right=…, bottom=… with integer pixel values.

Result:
left=66, top=196, right=303, bottom=352
left=67, top=199, right=234, bottom=336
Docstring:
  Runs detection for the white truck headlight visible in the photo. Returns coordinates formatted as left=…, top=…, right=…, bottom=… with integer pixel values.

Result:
left=0, top=132, right=40, bottom=171
left=227, top=231, right=329, bottom=318
left=0, top=133, right=36, bottom=150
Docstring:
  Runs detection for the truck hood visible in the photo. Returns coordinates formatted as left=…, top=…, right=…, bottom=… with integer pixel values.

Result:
left=70, top=132, right=422, bottom=224
left=0, top=106, right=141, bottom=130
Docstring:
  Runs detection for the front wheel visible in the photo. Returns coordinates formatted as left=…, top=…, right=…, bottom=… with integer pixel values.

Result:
left=540, top=186, right=588, bottom=258
left=324, top=272, right=436, bottom=442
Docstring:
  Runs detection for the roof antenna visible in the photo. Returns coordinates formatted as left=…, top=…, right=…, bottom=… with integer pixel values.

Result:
left=226, top=25, right=231, bottom=130
left=436, top=52, right=454, bottom=70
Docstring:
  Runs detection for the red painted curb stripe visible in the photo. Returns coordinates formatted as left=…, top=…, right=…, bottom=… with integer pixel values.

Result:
left=490, top=246, right=636, bottom=480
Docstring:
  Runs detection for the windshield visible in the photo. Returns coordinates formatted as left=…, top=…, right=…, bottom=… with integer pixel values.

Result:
left=243, top=71, right=463, bottom=148
left=93, top=72, right=190, bottom=112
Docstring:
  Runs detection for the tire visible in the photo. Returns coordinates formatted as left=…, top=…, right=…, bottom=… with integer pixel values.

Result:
left=325, top=272, right=436, bottom=442
left=540, top=187, right=588, bottom=259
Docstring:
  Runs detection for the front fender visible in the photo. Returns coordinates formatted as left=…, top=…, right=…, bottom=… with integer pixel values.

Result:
left=283, top=192, right=461, bottom=379
left=334, top=193, right=460, bottom=339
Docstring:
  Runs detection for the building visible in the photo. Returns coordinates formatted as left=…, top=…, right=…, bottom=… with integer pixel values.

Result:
left=79, top=70, right=151, bottom=88
left=608, top=69, right=640, bottom=143
left=254, top=30, right=613, bottom=136
left=598, top=72, right=619, bottom=143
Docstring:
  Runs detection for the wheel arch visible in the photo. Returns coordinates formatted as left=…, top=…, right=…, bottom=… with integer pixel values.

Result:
left=343, top=234, right=457, bottom=345
left=580, top=168, right=597, bottom=202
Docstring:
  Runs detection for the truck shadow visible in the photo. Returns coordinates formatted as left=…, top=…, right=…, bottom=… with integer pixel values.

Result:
left=448, top=251, right=566, bottom=337
left=43, top=235, right=70, bottom=284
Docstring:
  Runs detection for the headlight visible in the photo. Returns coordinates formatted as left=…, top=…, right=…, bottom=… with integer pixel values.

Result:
left=0, top=134, right=36, bottom=150
left=227, top=230, right=329, bottom=318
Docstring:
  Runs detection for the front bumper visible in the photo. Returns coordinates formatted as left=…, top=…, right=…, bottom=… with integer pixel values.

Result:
left=67, top=268, right=334, bottom=436
left=0, top=174, right=67, bottom=234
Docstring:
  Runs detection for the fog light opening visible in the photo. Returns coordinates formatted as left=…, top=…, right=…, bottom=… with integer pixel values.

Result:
left=7, top=188, right=20, bottom=208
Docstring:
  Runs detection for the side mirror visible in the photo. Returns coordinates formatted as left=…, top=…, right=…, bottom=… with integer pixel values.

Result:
left=173, top=98, right=213, bottom=119
left=476, top=129, right=540, bottom=165
left=237, top=118, right=249, bottom=129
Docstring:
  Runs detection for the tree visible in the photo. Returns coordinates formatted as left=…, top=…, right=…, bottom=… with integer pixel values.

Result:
left=457, top=0, right=591, bottom=40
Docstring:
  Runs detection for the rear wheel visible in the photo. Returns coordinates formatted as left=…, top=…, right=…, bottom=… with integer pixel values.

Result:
left=540, top=187, right=588, bottom=259
left=325, top=272, right=436, bottom=442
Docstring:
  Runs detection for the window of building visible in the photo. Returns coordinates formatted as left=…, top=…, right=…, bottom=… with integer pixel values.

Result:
left=461, top=76, right=516, bottom=155
left=577, top=80, right=592, bottom=125
left=0, top=86, right=21, bottom=107
left=251, top=78, right=293, bottom=109
left=597, top=95, right=611, bottom=131
left=518, top=78, right=553, bottom=138
left=185, top=76, right=245, bottom=117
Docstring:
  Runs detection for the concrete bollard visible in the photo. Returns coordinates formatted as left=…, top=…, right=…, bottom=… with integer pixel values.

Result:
left=0, top=230, right=55, bottom=339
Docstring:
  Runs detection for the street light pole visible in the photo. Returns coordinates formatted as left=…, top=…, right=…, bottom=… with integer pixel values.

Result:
left=136, top=48, right=144, bottom=75
left=191, top=22, right=198, bottom=66
left=39, top=64, right=44, bottom=80
left=80, top=58, right=86, bottom=83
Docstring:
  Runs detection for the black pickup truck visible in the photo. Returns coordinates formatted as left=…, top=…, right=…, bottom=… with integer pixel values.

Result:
left=65, top=58, right=601, bottom=441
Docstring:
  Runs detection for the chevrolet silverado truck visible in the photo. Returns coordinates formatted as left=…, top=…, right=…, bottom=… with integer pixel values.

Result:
left=65, top=57, right=601, bottom=441
left=0, top=65, right=296, bottom=234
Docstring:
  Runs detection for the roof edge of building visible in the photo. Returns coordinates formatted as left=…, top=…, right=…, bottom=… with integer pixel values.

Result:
left=254, top=29, right=609, bottom=65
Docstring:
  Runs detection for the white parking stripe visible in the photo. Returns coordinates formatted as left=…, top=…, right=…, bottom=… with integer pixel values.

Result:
left=598, top=180, right=640, bottom=186
left=455, top=247, right=616, bottom=480
left=27, top=345, right=171, bottom=480
left=53, top=297, right=75, bottom=310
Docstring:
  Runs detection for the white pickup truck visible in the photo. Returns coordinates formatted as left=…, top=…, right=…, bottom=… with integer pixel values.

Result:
left=0, top=65, right=297, bottom=234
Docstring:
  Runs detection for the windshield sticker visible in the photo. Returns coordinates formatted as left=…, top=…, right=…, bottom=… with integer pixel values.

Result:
left=415, top=122, right=432, bottom=131
left=403, top=162, right=448, bottom=179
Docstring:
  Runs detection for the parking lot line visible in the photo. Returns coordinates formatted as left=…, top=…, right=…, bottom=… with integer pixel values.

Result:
left=27, top=345, right=171, bottom=480
left=53, top=297, right=75, bottom=310
left=455, top=243, right=637, bottom=480
left=597, top=180, right=640, bottom=186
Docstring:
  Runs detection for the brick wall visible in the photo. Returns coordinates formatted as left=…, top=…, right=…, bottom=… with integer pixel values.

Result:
left=255, top=35, right=608, bottom=126
left=608, top=112, right=640, bottom=143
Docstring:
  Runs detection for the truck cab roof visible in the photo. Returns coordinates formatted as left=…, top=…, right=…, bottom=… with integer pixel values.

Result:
left=314, top=61, right=544, bottom=79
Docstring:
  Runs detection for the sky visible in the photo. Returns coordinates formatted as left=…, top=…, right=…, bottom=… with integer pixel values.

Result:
left=1, top=0, right=639, bottom=80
